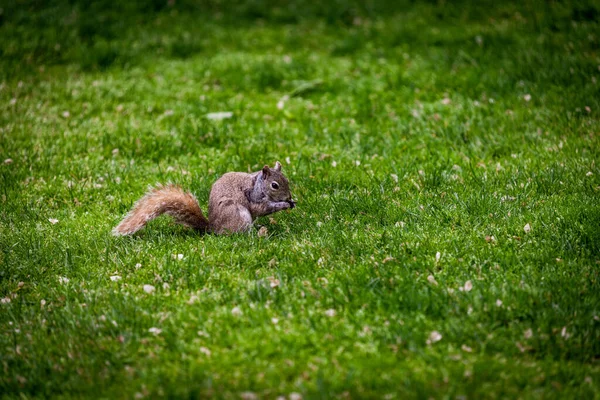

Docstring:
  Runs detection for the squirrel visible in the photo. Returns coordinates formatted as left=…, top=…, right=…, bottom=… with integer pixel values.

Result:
left=113, top=161, right=295, bottom=236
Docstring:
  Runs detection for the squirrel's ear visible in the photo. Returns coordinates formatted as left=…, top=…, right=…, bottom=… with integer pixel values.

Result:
left=274, top=161, right=282, bottom=172
left=262, top=165, right=271, bottom=176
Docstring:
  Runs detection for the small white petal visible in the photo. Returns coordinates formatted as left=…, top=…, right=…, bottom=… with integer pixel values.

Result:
left=427, top=275, right=438, bottom=286
left=435, top=252, right=441, bottom=263
left=524, top=223, right=531, bottom=233
left=240, top=392, right=258, bottom=400
left=199, top=346, right=211, bottom=356
left=524, top=94, right=532, bottom=102
left=231, top=306, right=242, bottom=316
left=143, top=284, right=155, bottom=294
left=110, top=275, right=121, bottom=282
left=325, top=309, right=336, bottom=317
left=205, top=111, right=233, bottom=120
left=496, top=299, right=503, bottom=307
left=428, top=331, right=442, bottom=343
left=271, top=317, right=279, bottom=324
left=48, top=218, right=59, bottom=224
left=269, top=278, right=280, bottom=288
left=58, top=276, right=69, bottom=284
left=331, top=161, right=337, bottom=167
left=148, top=327, right=162, bottom=335
left=464, top=280, right=473, bottom=292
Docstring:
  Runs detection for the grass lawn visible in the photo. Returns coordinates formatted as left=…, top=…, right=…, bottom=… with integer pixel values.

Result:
left=1, top=0, right=600, bottom=398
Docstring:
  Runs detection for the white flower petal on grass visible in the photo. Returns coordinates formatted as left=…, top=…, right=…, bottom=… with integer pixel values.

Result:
left=523, top=94, right=532, bottom=102
left=135, top=263, right=142, bottom=269
left=524, top=223, right=531, bottom=233
left=461, top=344, right=472, bottom=352
left=1, top=297, right=11, bottom=304
left=177, top=254, right=184, bottom=260
left=62, top=111, right=70, bottom=118
left=231, top=306, right=242, bottom=316
left=199, top=346, right=211, bottom=357
left=325, top=309, right=336, bottom=317
left=271, top=317, right=279, bottom=325
left=586, top=171, right=593, bottom=176
left=48, top=218, right=59, bottom=224
left=496, top=299, right=503, bottom=307
left=331, top=160, right=337, bottom=167
left=240, top=392, right=258, bottom=400
left=268, top=277, right=280, bottom=288
left=148, top=327, right=162, bottom=335
left=110, top=275, right=121, bottom=282
left=143, top=284, right=155, bottom=294
left=289, top=393, right=302, bottom=400
left=390, top=174, right=398, bottom=183
left=285, top=157, right=291, bottom=164
left=463, top=280, right=473, bottom=292
left=561, top=326, right=571, bottom=339
left=427, top=331, right=442, bottom=344
left=435, top=252, right=441, bottom=263
left=205, top=111, right=233, bottom=120
left=58, top=276, right=69, bottom=284
left=257, top=226, right=268, bottom=237
left=427, top=275, right=438, bottom=286
left=524, top=329, right=533, bottom=339
left=4, top=158, right=13, bottom=165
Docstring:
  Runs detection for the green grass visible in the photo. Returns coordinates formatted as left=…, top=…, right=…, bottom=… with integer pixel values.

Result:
left=1, top=0, right=600, bottom=398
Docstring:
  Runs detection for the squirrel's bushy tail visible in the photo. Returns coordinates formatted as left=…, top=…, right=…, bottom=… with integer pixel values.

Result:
left=113, top=184, right=209, bottom=236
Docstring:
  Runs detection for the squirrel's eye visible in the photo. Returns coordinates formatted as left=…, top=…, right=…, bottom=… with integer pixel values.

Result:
left=271, top=182, right=279, bottom=190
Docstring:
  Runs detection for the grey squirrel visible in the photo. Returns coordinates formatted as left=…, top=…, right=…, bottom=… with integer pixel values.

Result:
left=113, top=161, right=295, bottom=235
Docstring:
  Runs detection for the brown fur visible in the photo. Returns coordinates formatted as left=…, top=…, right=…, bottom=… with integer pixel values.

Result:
left=112, top=184, right=209, bottom=235
left=113, top=162, right=294, bottom=236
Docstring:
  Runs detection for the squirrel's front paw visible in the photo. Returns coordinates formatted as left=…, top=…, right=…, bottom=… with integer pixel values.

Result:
left=271, top=201, right=292, bottom=211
